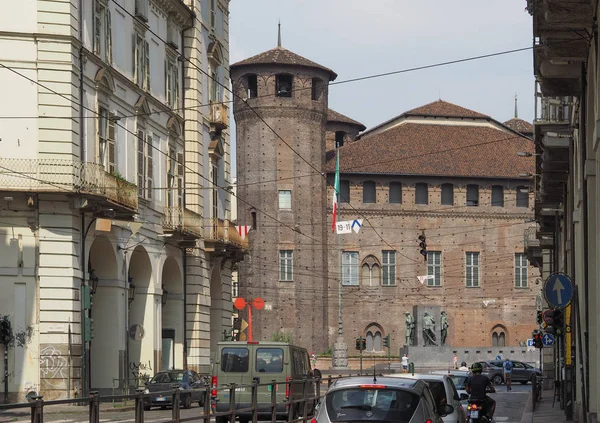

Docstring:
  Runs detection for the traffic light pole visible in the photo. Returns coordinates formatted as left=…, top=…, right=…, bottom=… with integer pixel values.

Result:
left=359, top=342, right=363, bottom=374
left=3, top=341, right=7, bottom=404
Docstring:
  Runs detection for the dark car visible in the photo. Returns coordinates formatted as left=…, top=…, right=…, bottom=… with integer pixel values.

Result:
left=144, top=369, right=207, bottom=410
left=474, top=360, right=541, bottom=385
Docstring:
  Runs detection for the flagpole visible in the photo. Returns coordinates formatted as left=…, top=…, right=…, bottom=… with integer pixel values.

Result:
left=337, top=146, right=343, bottom=339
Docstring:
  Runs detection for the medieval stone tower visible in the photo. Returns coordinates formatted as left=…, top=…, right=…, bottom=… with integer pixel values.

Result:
left=230, top=40, right=338, bottom=352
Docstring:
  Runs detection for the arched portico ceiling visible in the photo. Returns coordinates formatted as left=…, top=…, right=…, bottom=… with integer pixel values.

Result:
left=161, top=256, right=182, bottom=293
left=128, top=245, right=152, bottom=289
left=89, top=235, right=118, bottom=280
left=94, top=68, right=115, bottom=93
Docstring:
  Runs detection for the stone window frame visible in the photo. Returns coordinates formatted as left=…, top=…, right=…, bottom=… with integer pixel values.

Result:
left=279, top=250, right=293, bottom=282
left=365, top=323, right=384, bottom=352
left=278, top=190, right=292, bottom=210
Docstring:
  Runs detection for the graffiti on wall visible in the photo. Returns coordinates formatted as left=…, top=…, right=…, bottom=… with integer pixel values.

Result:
left=129, top=360, right=152, bottom=382
left=40, top=345, right=67, bottom=380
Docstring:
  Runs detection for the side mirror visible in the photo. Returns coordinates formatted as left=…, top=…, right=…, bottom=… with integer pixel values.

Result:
left=440, top=404, right=454, bottom=417
left=144, top=381, right=149, bottom=385
left=313, top=369, right=322, bottom=379
left=460, top=393, right=469, bottom=401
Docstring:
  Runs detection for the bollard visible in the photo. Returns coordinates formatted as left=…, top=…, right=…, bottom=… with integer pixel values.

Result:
left=228, top=384, right=237, bottom=423
left=89, top=391, right=99, bottom=423
left=172, top=388, right=181, bottom=423
left=251, top=380, right=258, bottom=423
left=270, top=380, right=277, bottom=423
left=134, top=389, right=145, bottom=423
left=408, top=362, right=415, bottom=375
left=30, top=396, right=44, bottom=423
left=203, top=385, right=211, bottom=423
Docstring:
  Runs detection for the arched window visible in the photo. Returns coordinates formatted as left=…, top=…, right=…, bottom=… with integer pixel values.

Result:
left=276, top=74, right=293, bottom=97
left=441, top=183, right=454, bottom=205
left=365, top=323, right=384, bottom=352
left=366, top=331, right=374, bottom=351
left=492, top=332, right=498, bottom=347
left=498, top=332, right=506, bottom=347
left=415, top=183, right=428, bottom=205
left=389, top=182, right=402, bottom=204
left=361, top=256, right=380, bottom=286
left=363, top=181, right=376, bottom=203
left=335, top=131, right=346, bottom=148
left=340, top=180, right=350, bottom=203
left=373, top=331, right=382, bottom=352
left=491, top=325, right=507, bottom=347
left=246, top=74, right=258, bottom=98
left=516, top=186, right=529, bottom=207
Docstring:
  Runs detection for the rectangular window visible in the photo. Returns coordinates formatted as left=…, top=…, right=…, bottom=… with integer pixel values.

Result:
left=382, top=251, right=396, bottom=286
left=93, top=1, right=112, bottom=63
left=279, top=250, right=293, bottom=281
left=441, top=184, right=454, bottom=206
left=166, top=146, right=182, bottom=208
left=311, top=78, right=322, bottom=101
left=492, top=185, right=504, bottom=207
left=415, top=183, right=428, bottom=205
left=466, top=184, right=479, bottom=206
left=209, top=66, right=220, bottom=103
left=247, top=74, right=258, bottom=99
left=466, top=252, right=480, bottom=287
left=136, top=128, right=153, bottom=199
left=363, top=181, right=376, bottom=203
left=276, top=74, right=293, bottom=97
left=340, top=180, right=350, bottom=203
left=516, top=186, right=529, bottom=208
left=256, top=348, right=284, bottom=373
left=389, top=182, right=402, bottom=204
left=165, top=58, right=179, bottom=109
left=220, top=347, right=249, bottom=372
left=515, top=253, right=528, bottom=288
left=232, top=281, right=238, bottom=298
left=427, top=251, right=442, bottom=286
left=278, top=190, right=291, bottom=209
left=210, top=0, right=216, bottom=28
left=342, top=251, right=359, bottom=286
left=133, top=32, right=149, bottom=90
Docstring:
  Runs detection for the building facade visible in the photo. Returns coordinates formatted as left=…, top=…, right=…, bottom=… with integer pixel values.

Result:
left=232, top=44, right=541, bottom=355
left=0, top=0, right=244, bottom=402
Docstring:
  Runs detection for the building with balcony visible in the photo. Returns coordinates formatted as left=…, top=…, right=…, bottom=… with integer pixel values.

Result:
left=527, top=0, right=598, bottom=420
left=231, top=40, right=541, bottom=357
left=0, top=0, right=244, bottom=401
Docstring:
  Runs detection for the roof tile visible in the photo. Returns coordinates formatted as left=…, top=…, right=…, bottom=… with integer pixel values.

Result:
left=327, top=109, right=366, bottom=131
left=503, top=118, right=534, bottom=134
left=405, top=100, right=489, bottom=118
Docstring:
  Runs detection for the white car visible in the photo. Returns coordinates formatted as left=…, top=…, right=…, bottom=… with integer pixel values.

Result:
left=385, top=373, right=467, bottom=423
left=429, top=370, right=471, bottom=408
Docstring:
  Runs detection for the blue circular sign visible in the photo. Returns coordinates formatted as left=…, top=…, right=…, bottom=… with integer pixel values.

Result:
left=543, top=273, right=574, bottom=309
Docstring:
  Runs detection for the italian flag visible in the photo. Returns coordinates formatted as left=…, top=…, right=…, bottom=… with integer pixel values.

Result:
left=331, top=151, right=340, bottom=232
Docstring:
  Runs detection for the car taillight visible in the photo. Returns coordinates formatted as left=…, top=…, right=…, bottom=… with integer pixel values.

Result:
left=286, top=377, right=291, bottom=398
left=311, top=419, right=317, bottom=423
left=425, top=420, right=432, bottom=423
left=211, top=376, right=218, bottom=397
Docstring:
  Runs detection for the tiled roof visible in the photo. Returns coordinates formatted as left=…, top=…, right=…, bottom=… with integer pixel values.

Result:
left=327, top=109, right=366, bottom=131
left=503, top=118, right=534, bottom=134
left=230, top=47, right=338, bottom=80
left=325, top=123, right=535, bottom=178
left=405, top=100, right=490, bottom=118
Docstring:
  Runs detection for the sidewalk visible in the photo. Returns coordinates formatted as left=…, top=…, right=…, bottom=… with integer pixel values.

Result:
left=521, top=389, right=568, bottom=423
left=0, top=402, right=135, bottom=423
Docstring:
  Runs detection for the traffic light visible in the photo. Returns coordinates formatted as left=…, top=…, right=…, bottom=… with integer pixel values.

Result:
left=418, top=234, right=427, bottom=262
left=233, top=317, right=241, bottom=330
left=533, top=331, right=543, bottom=349
left=361, top=338, right=366, bottom=351
left=536, top=311, right=543, bottom=325
left=383, top=334, right=390, bottom=348
left=552, top=309, right=564, bottom=336
left=355, top=338, right=361, bottom=351
left=0, top=318, right=12, bottom=345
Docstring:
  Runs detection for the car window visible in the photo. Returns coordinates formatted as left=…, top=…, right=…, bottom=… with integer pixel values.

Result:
left=513, top=362, right=525, bottom=369
left=326, top=388, right=419, bottom=422
left=446, top=378, right=460, bottom=400
left=490, top=361, right=503, bottom=368
left=449, top=375, right=468, bottom=390
left=149, top=372, right=170, bottom=384
left=256, top=348, right=284, bottom=373
left=292, top=349, right=310, bottom=376
left=190, top=371, right=200, bottom=383
left=424, top=381, right=447, bottom=409
left=422, top=387, right=438, bottom=415
left=221, top=347, right=249, bottom=372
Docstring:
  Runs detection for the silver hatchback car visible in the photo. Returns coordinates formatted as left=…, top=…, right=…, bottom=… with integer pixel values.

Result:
left=314, top=376, right=453, bottom=423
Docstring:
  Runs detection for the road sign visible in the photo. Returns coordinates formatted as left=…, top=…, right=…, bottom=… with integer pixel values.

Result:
left=335, top=220, right=353, bottom=234
left=543, top=273, right=574, bottom=309
left=527, top=339, right=534, bottom=347
left=240, top=319, right=249, bottom=332
left=542, top=333, right=555, bottom=347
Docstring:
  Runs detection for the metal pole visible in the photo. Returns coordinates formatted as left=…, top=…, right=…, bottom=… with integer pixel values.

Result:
left=387, top=342, right=391, bottom=373
left=359, top=343, right=363, bottom=375
left=248, top=303, right=253, bottom=342
left=4, top=343, right=8, bottom=404
left=337, top=146, right=343, bottom=339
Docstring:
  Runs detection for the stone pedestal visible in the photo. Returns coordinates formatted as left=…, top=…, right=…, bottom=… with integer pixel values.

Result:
left=413, top=305, right=442, bottom=347
left=331, top=336, right=349, bottom=370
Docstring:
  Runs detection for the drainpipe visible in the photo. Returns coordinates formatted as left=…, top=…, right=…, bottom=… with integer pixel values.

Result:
left=79, top=0, right=85, bottom=163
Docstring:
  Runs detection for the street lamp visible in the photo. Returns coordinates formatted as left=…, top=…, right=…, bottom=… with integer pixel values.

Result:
left=128, top=276, right=136, bottom=304
left=161, top=284, right=168, bottom=306
left=89, top=269, right=99, bottom=296
left=519, top=172, right=539, bottom=178
left=516, top=152, right=542, bottom=157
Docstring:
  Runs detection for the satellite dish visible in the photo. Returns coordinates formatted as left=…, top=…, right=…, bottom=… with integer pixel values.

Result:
left=128, top=324, right=145, bottom=341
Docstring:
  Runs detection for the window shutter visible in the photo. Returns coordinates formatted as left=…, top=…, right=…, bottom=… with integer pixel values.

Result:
left=173, top=64, right=179, bottom=109
left=105, top=9, right=112, bottom=64
left=144, top=40, right=150, bottom=91
left=165, top=60, right=171, bottom=106
left=107, top=112, right=116, bottom=174
left=146, top=134, right=153, bottom=199
left=177, top=152, right=184, bottom=177
left=94, top=2, right=101, bottom=55
left=132, top=33, right=138, bottom=84
left=137, top=130, right=144, bottom=196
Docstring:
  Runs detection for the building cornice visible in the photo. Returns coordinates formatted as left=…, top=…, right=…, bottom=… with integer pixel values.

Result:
left=152, top=0, right=194, bottom=27
left=330, top=207, right=533, bottom=220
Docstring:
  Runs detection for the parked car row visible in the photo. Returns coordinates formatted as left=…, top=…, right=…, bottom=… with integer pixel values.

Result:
left=473, top=360, right=542, bottom=385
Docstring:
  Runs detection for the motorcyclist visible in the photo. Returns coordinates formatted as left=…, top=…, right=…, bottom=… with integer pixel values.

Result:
left=465, top=362, right=496, bottom=419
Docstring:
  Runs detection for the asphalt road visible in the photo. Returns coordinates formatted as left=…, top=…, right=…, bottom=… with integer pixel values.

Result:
left=490, top=383, right=531, bottom=423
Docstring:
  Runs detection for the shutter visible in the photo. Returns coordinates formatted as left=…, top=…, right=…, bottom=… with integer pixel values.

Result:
left=146, top=134, right=153, bottom=199
left=165, top=60, right=171, bottom=106
left=174, top=63, right=179, bottom=110
left=94, top=1, right=101, bottom=54
left=137, top=130, right=144, bottom=196
left=107, top=112, right=116, bottom=174
left=105, top=9, right=112, bottom=64
left=132, top=33, right=138, bottom=84
left=177, top=153, right=183, bottom=207
left=144, top=40, right=150, bottom=91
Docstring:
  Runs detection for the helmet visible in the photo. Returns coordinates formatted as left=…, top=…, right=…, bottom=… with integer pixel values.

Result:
left=461, top=362, right=467, bottom=367
left=471, top=362, right=483, bottom=374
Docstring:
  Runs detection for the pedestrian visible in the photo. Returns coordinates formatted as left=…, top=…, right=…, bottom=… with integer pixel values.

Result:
left=453, top=353, right=458, bottom=370
left=401, top=353, right=409, bottom=373
left=459, top=361, right=469, bottom=371
left=503, top=357, right=513, bottom=391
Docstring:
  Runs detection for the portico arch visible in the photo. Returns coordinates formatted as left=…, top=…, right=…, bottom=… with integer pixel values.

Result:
left=210, top=258, right=225, bottom=353
left=161, top=256, right=183, bottom=370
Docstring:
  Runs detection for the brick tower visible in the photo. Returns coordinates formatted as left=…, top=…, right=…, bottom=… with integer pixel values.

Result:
left=230, top=37, right=337, bottom=352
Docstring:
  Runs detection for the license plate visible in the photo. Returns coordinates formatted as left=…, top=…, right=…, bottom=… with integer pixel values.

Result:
left=155, top=397, right=166, bottom=402
left=469, top=410, right=479, bottom=418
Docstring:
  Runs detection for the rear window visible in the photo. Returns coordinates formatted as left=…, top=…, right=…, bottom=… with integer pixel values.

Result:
left=424, top=381, right=447, bottom=409
left=256, top=348, right=283, bottom=373
left=221, top=347, right=249, bottom=372
left=449, top=375, right=468, bottom=390
left=325, top=388, right=419, bottom=422
left=150, top=372, right=184, bottom=383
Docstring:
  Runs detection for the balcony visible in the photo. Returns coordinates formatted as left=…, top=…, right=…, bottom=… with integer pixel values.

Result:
left=0, top=158, right=138, bottom=211
left=209, top=103, right=229, bottom=135
left=205, top=218, right=248, bottom=258
left=163, top=206, right=203, bottom=239
left=524, top=227, right=542, bottom=268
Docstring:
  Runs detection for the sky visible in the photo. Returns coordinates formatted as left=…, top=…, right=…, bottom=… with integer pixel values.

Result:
left=228, top=0, right=534, bottom=174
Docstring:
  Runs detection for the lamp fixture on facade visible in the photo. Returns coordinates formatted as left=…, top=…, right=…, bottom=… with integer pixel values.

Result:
left=517, top=152, right=542, bottom=157
left=519, top=172, right=539, bottom=177
left=89, top=269, right=99, bottom=295
left=128, top=276, right=136, bottom=304
left=161, top=284, right=168, bottom=306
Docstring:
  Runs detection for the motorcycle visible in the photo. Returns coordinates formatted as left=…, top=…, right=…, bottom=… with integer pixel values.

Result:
left=465, top=399, right=493, bottom=422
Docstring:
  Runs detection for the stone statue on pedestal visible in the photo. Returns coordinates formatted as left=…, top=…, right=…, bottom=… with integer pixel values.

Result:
left=422, top=312, right=438, bottom=346
left=405, top=311, right=414, bottom=346
left=440, top=311, right=449, bottom=346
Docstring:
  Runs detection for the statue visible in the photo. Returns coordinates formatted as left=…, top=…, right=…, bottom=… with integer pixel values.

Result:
left=440, top=311, right=449, bottom=346
left=422, top=312, right=438, bottom=346
left=405, top=311, right=414, bottom=346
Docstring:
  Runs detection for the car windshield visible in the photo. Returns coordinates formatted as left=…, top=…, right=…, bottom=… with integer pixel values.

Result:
left=150, top=372, right=185, bottom=384
left=449, top=375, right=468, bottom=390
left=326, top=387, right=419, bottom=422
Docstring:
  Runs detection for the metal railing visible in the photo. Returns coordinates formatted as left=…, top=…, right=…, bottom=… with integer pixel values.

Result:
left=163, top=206, right=203, bottom=238
left=534, top=81, right=572, bottom=124
left=524, top=227, right=540, bottom=249
left=0, top=158, right=138, bottom=210
left=206, top=218, right=248, bottom=249
left=0, top=376, right=363, bottom=423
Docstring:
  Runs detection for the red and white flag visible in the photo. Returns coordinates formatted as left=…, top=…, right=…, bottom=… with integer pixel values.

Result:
left=236, top=225, right=250, bottom=239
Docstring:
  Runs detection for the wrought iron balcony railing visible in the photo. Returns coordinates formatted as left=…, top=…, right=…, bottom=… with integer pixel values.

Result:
left=163, top=206, right=203, bottom=238
left=524, top=227, right=541, bottom=250
left=206, top=218, right=248, bottom=250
